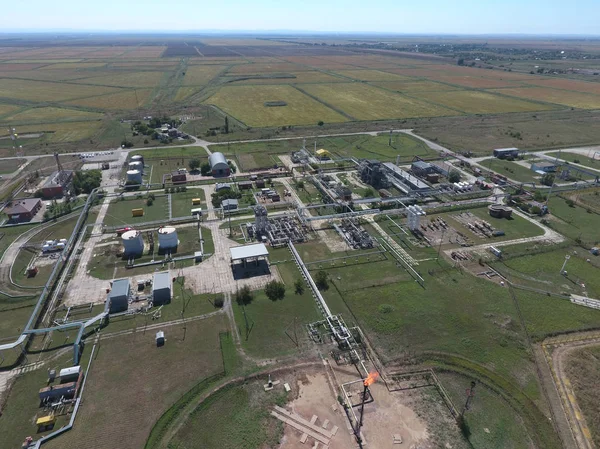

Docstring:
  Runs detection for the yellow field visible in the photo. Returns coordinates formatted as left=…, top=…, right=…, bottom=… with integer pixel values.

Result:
left=2, top=59, right=83, bottom=63
left=13, top=120, right=103, bottom=142
left=72, top=71, right=166, bottom=88
left=228, top=71, right=346, bottom=84
left=373, top=80, right=460, bottom=92
left=182, top=65, right=227, bottom=86
left=0, top=70, right=93, bottom=81
left=175, top=87, right=200, bottom=102
left=416, top=90, right=557, bottom=114
left=0, top=79, right=121, bottom=102
left=205, top=85, right=348, bottom=127
left=334, top=69, right=413, bottom=81
left=65, top=89, right=153, bottom=110
left=4, top=106, right=103, bottom=122
left=301, top=83, right=456, bottom=120
left=524, top=78, right=600, bottom=96
left=490, top=87, right=600, bottom=109
left=200, top=38, right=288, bottom=46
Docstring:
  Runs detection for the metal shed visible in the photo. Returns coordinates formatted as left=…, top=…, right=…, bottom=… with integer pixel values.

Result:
left=222, top=198, right=239, bottom=211
left=107, top=279, right=130, bottom=313
left=209, top=152, right=230, bottom=177
left=152, top=272, right=172, bottom=306
left=59, top=365, right=81, bottom=382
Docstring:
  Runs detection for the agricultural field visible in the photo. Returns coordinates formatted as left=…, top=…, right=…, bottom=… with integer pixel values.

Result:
left=417, top=90, right=555, bottom=114
left=64, top=88, right=153, bottom=110
left=301, top=83, right=456, bottom=120
left=0, top=78, right=121, bottom=102
left=491, top=87, right=600, bottom=109
left=334, top=69, right=412, bottom=81
left=373, top=80, right=460, bottom=92
left=205, top=85, right=348, bottom=127
left=71, top=71, right=166, bottom=88
left=4, top=106, right=103, bottom=123
left=182, top=65, right=227, bottom=86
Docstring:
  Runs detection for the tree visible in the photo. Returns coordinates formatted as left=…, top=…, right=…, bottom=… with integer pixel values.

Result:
left=363, top=187, right=375, bottom=198
left=228, top=160, right=237, bottom=174
left=236, top=285, right=253, bottom=305
left=189, top=158, right=201, bottom=171
left=541, top=173, right=555, bottom=187
left=565, top=198, right=575, bottom=207
left=72, top=170, right=102, bottom=195
left=214, top=297, right=224, bottom=308
left=530, top=205, right=541, bottom=215
left=200, top=162, right=211, bottom=176
left=318, top=121, right=324, bottom=126
left=448, top=169, right=461, bottom=183
left=457, top=58, right=465, bottom=66
left=315, top=270, right=329, bottom=290
left=224, top=116, right=230, bottom=134
left=265, top=280, right=286, bottom=301
left=146, top=198, right=154, bottom=206
left=294, top=278, right=305, bottom=295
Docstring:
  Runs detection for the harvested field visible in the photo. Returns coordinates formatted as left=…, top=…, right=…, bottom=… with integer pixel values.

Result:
left=182, top=65, right=227, bottom=85
left=205, top=85, right=348, bottom=127
left=174, top=87, right=201, bottom=102
left=301, top=83, right=456, bottom=120
left=226, top=62, right=307, bottom=74
left=0, top=79, right=121, bottom=102
left=119, top=46, right=167, bottom=58
left=43, top=316, right=227, bottom=449
left=491, top=87, right=600, bottom=109
left=0, top=63, right=47, bottom=71
left=4, top=106, right=103, bottom=122
left=0, top=104, right=22, bottom=116
left=41, top=62, right=108, bottom=70
left=417, top=90, right=556, bottom=114
left=526, top=78, right=600, bottom=95
left=373, top=80, right=460, bottom=92
left=227, top=71, right=345, bottom=84
left=65, top=89, right=152, bottom=110
left=333, top=69, right=412, bottom=81
left=433, top=75, right=524, bottom=89
left=5, top=120, right=103, bottom=142
left=71, top=71, right=165, bottom=88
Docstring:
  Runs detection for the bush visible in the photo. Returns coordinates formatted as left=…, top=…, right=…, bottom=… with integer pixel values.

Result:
left=318, top=121, right=324, bottom=126
left=566, top=199, right=575, bottom=207
left=541, top=173, right=555, bottom=187
left=146, top=198, right=154, bottom=206
left=448, top=169, right=461, bottom=183
left=214, top=297, right=224, bottom=308
left=378, top=304, right=394, bottom=314
left=189, top=158, right=201, bottom=171
left=265, top=280, right=286, bottom=301
left=315, top=270, right=328, bottom=290
left=235, top=285, right=253, bottom=305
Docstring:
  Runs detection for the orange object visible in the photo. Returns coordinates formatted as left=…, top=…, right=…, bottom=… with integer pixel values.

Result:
left=363, top=372, right=379, bottom=387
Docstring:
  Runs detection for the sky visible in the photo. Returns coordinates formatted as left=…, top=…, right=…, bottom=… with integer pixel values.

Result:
left=3, top=0, right=600, bottom=35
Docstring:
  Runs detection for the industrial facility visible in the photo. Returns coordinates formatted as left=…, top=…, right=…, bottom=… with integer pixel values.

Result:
left=152, top=272, right=172, bottom=306
left=106, top=279, right=130, bottom=313
left=122, top=230, right=144, bottom=257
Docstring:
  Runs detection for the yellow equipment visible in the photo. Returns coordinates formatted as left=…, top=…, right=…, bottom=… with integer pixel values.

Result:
left=192, top=198, right=201, bottom=205
left=36, top=414, right=55, bottom=427
left=132, top=208, right=144, bottom=217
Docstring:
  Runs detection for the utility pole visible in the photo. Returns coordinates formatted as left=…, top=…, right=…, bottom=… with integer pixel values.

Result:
left=462, top=381, right=477, bottom=415
left=437, top=227, right=446, bottom=261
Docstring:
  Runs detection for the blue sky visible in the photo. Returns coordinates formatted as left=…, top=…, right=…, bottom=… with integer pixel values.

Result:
left=3, top=0, right=599, bottom=35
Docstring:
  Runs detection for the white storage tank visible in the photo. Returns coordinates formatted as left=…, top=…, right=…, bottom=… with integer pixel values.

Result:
left=128, top=161, right=143, bottom=173
left=157, top=226, right=178, bottom=250
left=131, top=154, right=144, bottom=164
left=126, top=170, right=143, bottom=184
left=122, top=230, right=144, bottom=256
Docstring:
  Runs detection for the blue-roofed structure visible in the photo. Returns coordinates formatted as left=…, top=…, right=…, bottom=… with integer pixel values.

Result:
left=107, top=279, right=130, bottom=313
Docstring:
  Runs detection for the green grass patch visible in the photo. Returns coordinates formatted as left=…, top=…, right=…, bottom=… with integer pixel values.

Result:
left=170, top=189, right=206, bottom=218
left=552, top=151, right=600, bottom=171
left=103, top=196, right=168, bottom=227
left=547, top=196, right=600, bottom=246
left=479, top=158, right=539, bottom=183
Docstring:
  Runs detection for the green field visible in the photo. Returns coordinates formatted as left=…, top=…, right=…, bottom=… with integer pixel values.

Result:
left=547, top=196, right=600, bottom=246
left=417, top=90, right=555, bottom=114
left=170, top=189, right=207, bottom=218
left=103, top=196, right=168, bottom=227
left=480, top=158, right=539, bottom=183
left=550, top=151, right=600, bottom=171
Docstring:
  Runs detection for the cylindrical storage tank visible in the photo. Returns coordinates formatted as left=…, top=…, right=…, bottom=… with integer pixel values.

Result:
left=126, top=170, right=143, bottom=184
left=157, top=226, right=178, bottom=250
left=122, top=230, right=144, bottom=256
left=128, top=161, right=143, bottom=173
left=131, top=154, right=144, bottom=164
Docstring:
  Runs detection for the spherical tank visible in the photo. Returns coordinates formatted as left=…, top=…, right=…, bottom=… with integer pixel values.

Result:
left=128, top=161, right=143, bottom=173
left=157, top=226, right=178, bottom=249
left=126, top=170, right=143, bottom=184
left=122, top=230, right=144, bottom=256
